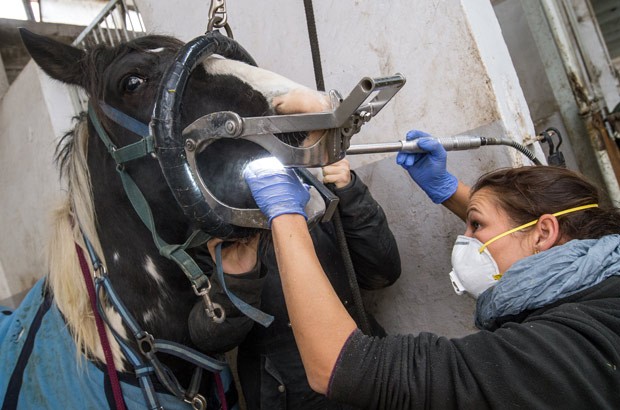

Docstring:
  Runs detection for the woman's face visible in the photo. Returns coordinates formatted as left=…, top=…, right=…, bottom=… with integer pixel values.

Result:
left=464, top=188, right=534, bottom=274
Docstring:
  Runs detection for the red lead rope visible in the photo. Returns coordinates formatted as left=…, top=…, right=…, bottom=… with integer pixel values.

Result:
left=75, top=243, right=127, bottom=410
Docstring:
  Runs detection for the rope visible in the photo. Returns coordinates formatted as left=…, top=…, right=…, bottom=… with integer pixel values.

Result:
left=302, top=0, right=325, bottom=92
left=302, top=0, right=372, bottom=335
left=330, top=210, right=372, bottom=334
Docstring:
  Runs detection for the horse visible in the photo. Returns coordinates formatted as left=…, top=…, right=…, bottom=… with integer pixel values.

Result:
left=0, top=29, right=327, bottom=410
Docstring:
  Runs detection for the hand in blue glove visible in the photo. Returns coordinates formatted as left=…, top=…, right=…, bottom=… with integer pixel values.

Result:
left=244, top=157, right=310, bottom=226
left=396, top=129, right=458, bottom=204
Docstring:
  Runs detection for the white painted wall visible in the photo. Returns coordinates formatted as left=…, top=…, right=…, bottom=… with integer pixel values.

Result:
left=0, top=61, right=73, bottom=307
left=39, top=0, right=107, bottom=26
left=138, top=0, right=538, bottom=337
left=0, top=0, right=538, bottom=336
left=0, top=55, right=8, bottom=99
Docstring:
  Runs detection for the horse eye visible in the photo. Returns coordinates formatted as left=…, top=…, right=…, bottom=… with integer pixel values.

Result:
left=122, top=75, right=146, bottom=93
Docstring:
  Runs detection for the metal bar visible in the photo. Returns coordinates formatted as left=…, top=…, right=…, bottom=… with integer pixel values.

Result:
left=73, top=0, right=121, bottom=45
left=116, top=2, right=131, bottom=41
left=241, top=112, right=340, bottom=135
left=22, top=0, right=35, bottom=21
left=121, top=0, right=140, bottom=38
left=127, top=12, right=138, bottom=39
left=91, top=30, right=101, bottom=45
left=346, top=142, right=404, bottom=155
left=135, top=12, right=146, bottom=34
left=103, top=17, right=115, bottom=45
left=97, top=26, right=106, bottom=46
left=346, top=136, right=484, bottom=155
left=116, top=0, right=130, bottom=40
left=109, top=11, right=123, bottom=44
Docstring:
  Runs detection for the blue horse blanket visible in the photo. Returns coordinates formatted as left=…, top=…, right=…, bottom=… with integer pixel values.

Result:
left=0, top=279, right=230, bottom=409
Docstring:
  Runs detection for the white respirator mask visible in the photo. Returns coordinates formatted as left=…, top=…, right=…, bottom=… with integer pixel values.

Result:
left=448, top=203, right=599, bottom=299
left=448, top=235, right=501, bottom=299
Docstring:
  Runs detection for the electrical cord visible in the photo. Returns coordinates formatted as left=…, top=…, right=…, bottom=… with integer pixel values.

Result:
left=482, top=137, right=542, bottom=165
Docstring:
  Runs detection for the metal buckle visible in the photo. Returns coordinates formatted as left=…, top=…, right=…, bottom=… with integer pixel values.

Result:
left=192, top=284, right=226, bottom=324
left=137, top=332, right=155, bottom=356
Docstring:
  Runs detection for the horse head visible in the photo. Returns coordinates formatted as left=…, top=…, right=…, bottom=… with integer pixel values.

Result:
left=19, top=28, right=327, bottom=383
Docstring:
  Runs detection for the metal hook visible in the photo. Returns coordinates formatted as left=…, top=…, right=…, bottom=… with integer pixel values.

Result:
left=193, top=283, right=226, bottom=324
left=188, top=393, right=207, bottom=410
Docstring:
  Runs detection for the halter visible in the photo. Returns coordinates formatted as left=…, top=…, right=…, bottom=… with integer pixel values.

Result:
left=77, top=234, right=226, bottom=410
left=81, top=100, right=273, bottom=408
left=87, top=102, right=273, bottom=325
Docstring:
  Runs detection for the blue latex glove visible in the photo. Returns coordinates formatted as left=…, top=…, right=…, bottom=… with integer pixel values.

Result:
left=396, top=129, right=458, bottom=204
left=244, top=158, right=310, bottom=226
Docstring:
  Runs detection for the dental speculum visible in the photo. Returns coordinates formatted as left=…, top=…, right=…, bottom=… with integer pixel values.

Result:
left=181, top=74, right=406, bottom=230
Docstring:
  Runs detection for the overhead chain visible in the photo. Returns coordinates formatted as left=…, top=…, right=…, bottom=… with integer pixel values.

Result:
left=207, top=0, right=233, bottom=38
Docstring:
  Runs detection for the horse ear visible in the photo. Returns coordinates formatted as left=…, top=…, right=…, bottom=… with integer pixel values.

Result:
left=19, top=28, right=86, bottom=87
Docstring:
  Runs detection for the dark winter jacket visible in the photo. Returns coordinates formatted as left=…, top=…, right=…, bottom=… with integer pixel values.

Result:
left=328, top=237, right=620, bottom=410
left=191, top=172, right=401, bottom=410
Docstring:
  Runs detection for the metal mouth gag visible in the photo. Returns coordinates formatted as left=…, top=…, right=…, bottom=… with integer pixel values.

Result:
left=182, top=75, right=406, bottom=168
left=151, top=32, right=406, bottom=235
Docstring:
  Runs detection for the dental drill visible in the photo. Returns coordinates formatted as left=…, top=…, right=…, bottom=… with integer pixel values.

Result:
left=346, top=135, right=542, bottom=165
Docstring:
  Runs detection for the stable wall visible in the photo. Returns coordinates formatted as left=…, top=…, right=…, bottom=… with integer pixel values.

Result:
left=0, top=55, right=8, bottom=99
left=0, top=61, right=72, bottom=307
left=138, top=0, right=538, bottom=338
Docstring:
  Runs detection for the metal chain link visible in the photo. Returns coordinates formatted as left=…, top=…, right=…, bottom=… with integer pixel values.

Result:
left=207, top=0, right=233, bottom=38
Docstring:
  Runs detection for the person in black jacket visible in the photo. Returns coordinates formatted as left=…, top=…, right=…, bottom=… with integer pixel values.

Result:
left=243, top=130, right=620, bottom=410
left=188, top=87, right=401, bottom=410
left=189, top=160, right=401, bottom=410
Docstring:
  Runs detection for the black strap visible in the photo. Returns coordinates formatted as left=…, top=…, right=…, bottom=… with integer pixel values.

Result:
left=2, top=290, right=52, bottom=410
left=303, top=0, right=325, bottom=92
left=330, top=211, right=372, bottom=334
left=302, top=0, right=372, bottom=335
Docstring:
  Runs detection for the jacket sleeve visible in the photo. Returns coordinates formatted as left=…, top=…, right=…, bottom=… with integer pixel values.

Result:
left=332, top=171, right=401, bottom=289
left=327, top=304, right=620, bottom=410
left=188, top=256, right=265, bottom=354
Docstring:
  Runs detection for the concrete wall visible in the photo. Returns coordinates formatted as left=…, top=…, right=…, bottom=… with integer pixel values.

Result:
left=0, top=61, right=73, bottom=307
left=0, top=54, right=8, bottom=99
left=0, top=0, right=538, bottom=338
left=138, top=0, right=537, bottom=338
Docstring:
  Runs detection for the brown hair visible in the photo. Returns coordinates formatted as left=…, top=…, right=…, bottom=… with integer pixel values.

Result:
left=471, top=166, right=620, bottom=241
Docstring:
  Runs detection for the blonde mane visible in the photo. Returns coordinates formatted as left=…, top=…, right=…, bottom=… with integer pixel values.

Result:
left=47, top=115, right=127, bottom=369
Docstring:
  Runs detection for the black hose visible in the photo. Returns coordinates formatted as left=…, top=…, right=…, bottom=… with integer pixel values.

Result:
left=484, top=137, right=542, bottom=165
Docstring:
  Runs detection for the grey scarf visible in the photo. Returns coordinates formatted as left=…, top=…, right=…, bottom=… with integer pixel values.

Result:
left=476, top=234, right=620, bottom=329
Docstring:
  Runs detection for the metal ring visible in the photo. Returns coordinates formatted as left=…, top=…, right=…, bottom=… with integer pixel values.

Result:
left=191, top=394, right=207, bottom=410
left=207, top=19, right=234, bottom=39
left=137, top=333, right=155, bottom=355
left=211, top=303, right=226, bottom=324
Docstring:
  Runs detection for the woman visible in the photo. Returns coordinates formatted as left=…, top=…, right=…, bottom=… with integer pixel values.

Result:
left=243, top=131, right=620, bottom=409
